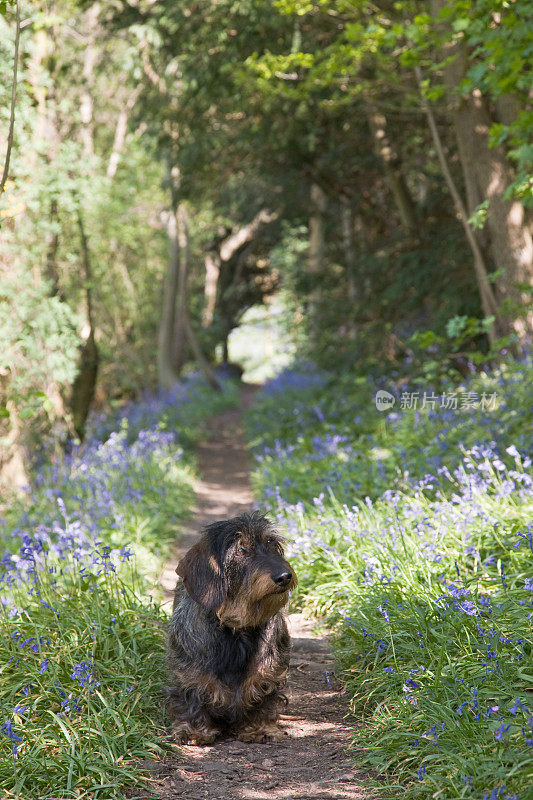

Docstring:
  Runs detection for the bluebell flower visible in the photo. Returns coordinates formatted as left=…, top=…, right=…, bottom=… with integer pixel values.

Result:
left=424, top=724, right=439, bottom=745
left=509, top=698, right=528, bottom=714
left=1, top=720, right=23, bottom=755
left=60, top=696, right=81, bottom=714
left=494, top=722, right=511, bottom=741
left=71, top=659, right=100, bottom=690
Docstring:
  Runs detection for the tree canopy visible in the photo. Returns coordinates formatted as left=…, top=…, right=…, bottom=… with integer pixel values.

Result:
left=0, top=0, right=532, bottom=481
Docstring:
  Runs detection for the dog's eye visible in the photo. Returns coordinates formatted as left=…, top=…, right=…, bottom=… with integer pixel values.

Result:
left=267, top=537, right=281, bottom=553
left=235, top=546, right=248, bottom=557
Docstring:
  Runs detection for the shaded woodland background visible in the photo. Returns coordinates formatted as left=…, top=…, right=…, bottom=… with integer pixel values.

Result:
left=1, top=0, right=532, bottom=489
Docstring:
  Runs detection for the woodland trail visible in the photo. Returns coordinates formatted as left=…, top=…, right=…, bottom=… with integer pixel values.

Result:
left=141, top=385, right=378, bottom=800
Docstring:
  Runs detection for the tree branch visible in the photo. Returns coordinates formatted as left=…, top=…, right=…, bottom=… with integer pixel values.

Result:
left=0, top=0, right=21, bottom=200
left=106, top=87, right=141, bottom=178
left=219, top=210, right=276, bottom=262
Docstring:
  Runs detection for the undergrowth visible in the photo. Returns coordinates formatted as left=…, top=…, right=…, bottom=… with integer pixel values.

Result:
left=0, top=375, right=237, bottom=799
left=247, top=360, right=533, bottom=800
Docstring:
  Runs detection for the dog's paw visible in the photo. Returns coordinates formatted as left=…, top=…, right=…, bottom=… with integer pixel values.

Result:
left=236, top=723, right=286, bottom=743
left=184, top=734, right=217, bottom=746
left=172, top=721, right=218, bottom=746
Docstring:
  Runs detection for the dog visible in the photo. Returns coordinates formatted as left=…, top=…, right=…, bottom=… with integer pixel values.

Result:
left=166, top=511, right=297, bottom=745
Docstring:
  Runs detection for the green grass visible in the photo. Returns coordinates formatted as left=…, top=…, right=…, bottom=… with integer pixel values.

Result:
left=247, top=361, right=533, bottom=800
left=0, top=377, right=237, bottom=798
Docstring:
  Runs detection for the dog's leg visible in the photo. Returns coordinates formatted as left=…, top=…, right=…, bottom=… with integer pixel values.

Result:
left=235, top=695, right=285, bottom=743
left=166, top=689, right=221, bottom=746
left=236, top=720, right=285, bottom=743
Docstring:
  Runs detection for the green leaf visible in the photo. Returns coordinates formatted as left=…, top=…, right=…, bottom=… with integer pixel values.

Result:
left=452, top=17, right=471, bottom=33
left=18, top=407, right=36, bottom=420
left=468, top=199, right=489, bottom=231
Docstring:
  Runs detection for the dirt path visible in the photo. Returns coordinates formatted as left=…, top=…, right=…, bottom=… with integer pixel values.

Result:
left=150, top=386, right=377, bottom=800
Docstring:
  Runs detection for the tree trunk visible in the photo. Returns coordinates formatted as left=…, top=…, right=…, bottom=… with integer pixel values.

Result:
left=45, top=198, right=63, bottom=298
left=340, top=198, right=357, bottom=338
left=309, top=182, right=326, bottom=278
left=203, top=252, right=221, bottom=327
left=158, top=205, right=181, bottom=389
left=70, top=209, right=99, bottom=440
left=367, top=107, right=418, bottom=233
left=0, top=402, right=28, bottom=492
left=158, top=192, right=222, bottom=391
left=80, top=4, right=100, bottom=160
left=203, top=210, right=275, bottom=344
left=308, top=182, right=327, bottom=330
left=70, top=331, right=99, bottom=441
left=107, top=87, right=141, bottom=178
left=176, top=205, right=222, bottom=390
left=186, top=317, right=222, bottom=393
left=414, top=65, right=500, bottom=344
left=172, top=204, right=190, bottom=374
left=459, top=94, right=533, bottom=335
left=431, top=0, right=533, bottom=341
left=0, top=0, right=20, bottom=200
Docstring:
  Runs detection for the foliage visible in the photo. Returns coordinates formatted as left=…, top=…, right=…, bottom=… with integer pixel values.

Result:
left=0, top=376, right=236, bottom=798
left=247, top=360, right=533, bottom=799
left=0, top=1, right=169, bottom=422
left=2, top=0, right=532, bottom=483
left=0, top=271, right=79, bottom=421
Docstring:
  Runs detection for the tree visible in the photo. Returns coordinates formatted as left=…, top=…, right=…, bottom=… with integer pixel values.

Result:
left=427, top=0, right=532, bottom=340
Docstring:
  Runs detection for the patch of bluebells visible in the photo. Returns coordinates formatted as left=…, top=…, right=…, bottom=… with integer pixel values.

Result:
left=260, top=363, right=327, bottom=397
left=250, top=360, right=533, bottom=508
left=0, top=384, right=199, bottom=606
left=31, top=425, right=184, bottom=533
left=59, top=696, right=82, bottom=715
left=0, top=379, right=215, bottom=764
left=86, top=372, right=229, bottom=443
left=250, top=360, right=533, bottom=799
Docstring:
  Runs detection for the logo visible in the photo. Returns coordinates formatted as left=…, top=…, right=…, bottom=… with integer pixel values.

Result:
left=375, top=390, right=396, bottom=411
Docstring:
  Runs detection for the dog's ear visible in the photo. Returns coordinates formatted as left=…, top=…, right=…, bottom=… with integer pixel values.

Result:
left=176, top=537, right=226, bottom=612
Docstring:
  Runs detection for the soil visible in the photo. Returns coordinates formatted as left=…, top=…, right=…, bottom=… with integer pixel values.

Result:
left=142, top=386, right=378, bottom=800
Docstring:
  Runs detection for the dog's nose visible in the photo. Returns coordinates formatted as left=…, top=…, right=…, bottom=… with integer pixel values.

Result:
left=272, top=570, right=292, bottom=587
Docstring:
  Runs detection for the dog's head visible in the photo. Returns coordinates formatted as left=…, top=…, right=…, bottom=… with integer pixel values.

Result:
left=176, top=511, right=297, bottom=629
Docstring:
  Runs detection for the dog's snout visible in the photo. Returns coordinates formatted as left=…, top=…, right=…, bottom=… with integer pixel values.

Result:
left=272, top=569, right=292, bottom=587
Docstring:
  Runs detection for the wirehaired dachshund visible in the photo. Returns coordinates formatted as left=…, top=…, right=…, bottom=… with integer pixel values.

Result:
left=166, top=511, right=297, bottom=744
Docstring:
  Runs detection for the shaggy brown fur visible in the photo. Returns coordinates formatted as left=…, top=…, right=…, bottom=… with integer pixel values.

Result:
left=166, top=511, right=297, bottom=745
